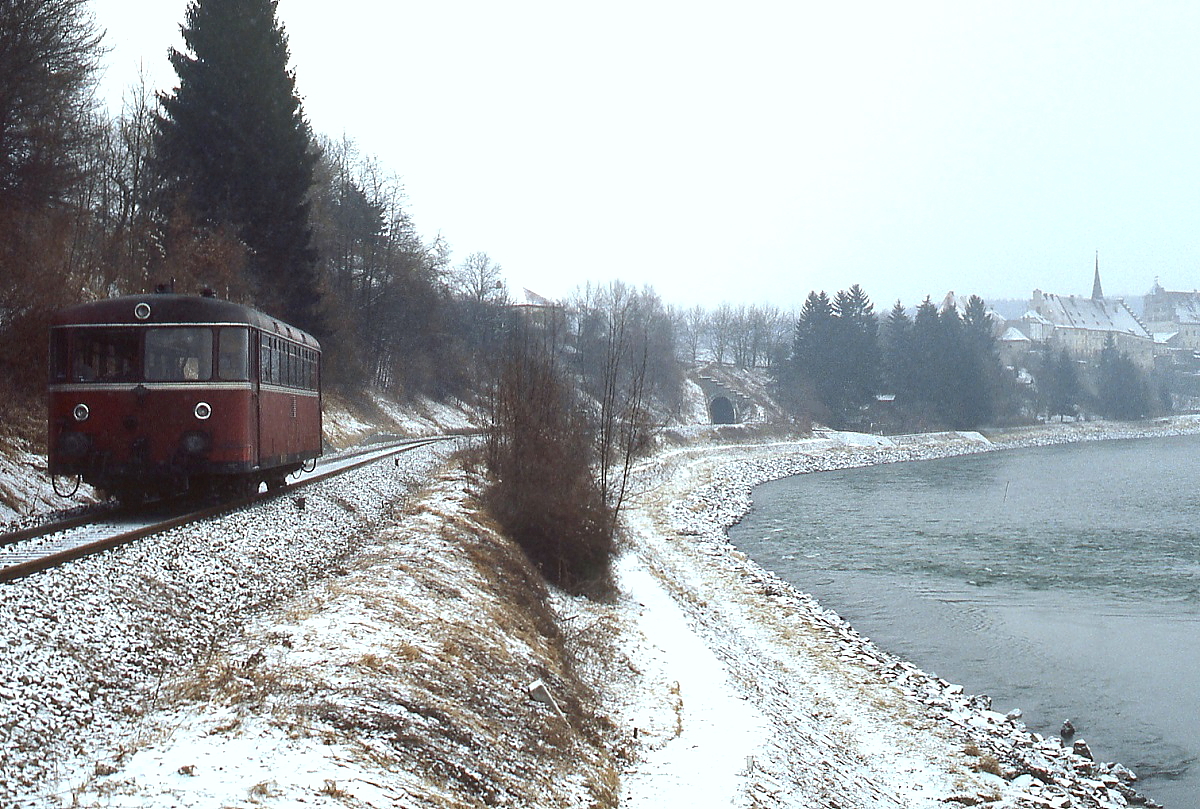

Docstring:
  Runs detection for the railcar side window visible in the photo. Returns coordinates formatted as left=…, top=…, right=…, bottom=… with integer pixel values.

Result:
left=254, top=336, right=317, bottom=390
left=260, top=337, right=272, bottom=384
left=217, top=328, right=250, bottom=381
left=145, top=328, right=213, bottom=382
left=272, top=338, right=283, bottom=384
left=65, top=329, right=140, bottom=383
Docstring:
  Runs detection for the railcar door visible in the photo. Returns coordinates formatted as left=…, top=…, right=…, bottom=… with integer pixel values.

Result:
left=249, top=328, right=262, bottom=468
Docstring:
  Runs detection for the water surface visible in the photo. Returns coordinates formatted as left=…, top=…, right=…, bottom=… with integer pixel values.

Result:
left=729, top=434, right=1200, bottom=807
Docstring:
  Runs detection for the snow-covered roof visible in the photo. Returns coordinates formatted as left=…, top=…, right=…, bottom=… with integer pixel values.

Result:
left=1031, top=291, right=1151, bottom=338
left=1000, top=326, right=1031, bottom=343
left=518, top=288, right=555, bottom=307
left=1155, top=290, right=1200, bottom=324
left=1155, top=331, right=1180, bottom=344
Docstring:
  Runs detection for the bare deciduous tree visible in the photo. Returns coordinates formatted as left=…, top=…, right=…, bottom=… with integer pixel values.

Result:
left=0, top=0, right=104, bottom=405
left=451, top=251, right=507, bottom=304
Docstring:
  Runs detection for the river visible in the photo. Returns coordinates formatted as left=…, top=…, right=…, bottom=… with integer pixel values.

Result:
left=728, top=433, right=1200, bottom=807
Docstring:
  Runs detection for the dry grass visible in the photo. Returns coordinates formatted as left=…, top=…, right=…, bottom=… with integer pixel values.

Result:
left=319, top=779, right=348, bottom=798
left=669, top=682, right=684, bottom=738
left=963, top=744, right=1002, bottom=777
left=248, top=779, right=276, bottom=798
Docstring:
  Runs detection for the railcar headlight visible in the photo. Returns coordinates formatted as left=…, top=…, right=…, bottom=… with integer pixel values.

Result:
left=180, top=431, right=210, bottom=455
left=72, top=403, right=90, bottom=422
left=193, top=401, right=212, bottom=420
left=134, top=302, right=151, bottom=320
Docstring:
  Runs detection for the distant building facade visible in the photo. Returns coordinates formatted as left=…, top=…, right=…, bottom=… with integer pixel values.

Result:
left=1007, top=262, right=1155, bottom=369
left=1143, top=281, right=1200, bottom=351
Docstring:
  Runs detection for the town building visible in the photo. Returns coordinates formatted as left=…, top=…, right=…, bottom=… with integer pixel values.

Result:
left=1143, top=280, right=1200, bottom=351
left=1010, top=260, right=1155, bottom=369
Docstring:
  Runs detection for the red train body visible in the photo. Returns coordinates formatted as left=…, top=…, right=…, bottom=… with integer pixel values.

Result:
left=48, top=293, right=322, bottom=501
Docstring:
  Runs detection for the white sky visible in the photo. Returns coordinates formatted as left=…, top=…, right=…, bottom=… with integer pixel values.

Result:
left=89, top=0, right=1200, bottom=310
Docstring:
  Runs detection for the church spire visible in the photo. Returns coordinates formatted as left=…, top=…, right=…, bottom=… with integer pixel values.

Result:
left=1092, top=251, right=1104, bottom=300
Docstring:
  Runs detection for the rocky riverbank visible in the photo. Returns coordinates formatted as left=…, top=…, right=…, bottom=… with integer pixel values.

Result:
left=615, top=418, right=1200, bottom=807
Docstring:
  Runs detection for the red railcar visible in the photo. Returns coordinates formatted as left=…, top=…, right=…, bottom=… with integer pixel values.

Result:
left=48, top=292, right=321, bottom=501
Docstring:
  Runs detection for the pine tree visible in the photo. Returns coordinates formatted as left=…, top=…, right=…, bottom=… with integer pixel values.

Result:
left=958, top=294, right=998, bottom=428
left=910, top=296, right=941, bottom=415
left=785, top=291, right=835, bottom=422
left=932, top=299, right=969, bottom=427
left=1043, top=348, right=1080, bottom=421
left=155, top=0, right=321, bottom=334
left=1097, top=335, right=1150, bottom=420
left=882, top=300, right=913, bottom=398
left=831, top=284, right=879, bottom=425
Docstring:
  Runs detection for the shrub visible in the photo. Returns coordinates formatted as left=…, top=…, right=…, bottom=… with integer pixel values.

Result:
left=484, top=332, right=615, bottom=596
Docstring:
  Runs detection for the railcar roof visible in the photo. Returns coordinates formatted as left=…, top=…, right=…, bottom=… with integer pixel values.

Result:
left=51, top=295, right=320, bottom=349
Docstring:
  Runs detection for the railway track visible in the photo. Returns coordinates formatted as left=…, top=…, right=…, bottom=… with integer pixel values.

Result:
left=0, top=435, right=459, bottom=584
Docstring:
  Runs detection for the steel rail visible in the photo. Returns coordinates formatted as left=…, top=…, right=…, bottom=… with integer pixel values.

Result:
left=0, top=435, right=461, bottom=584
left=0, top=505, right=124, bottom=549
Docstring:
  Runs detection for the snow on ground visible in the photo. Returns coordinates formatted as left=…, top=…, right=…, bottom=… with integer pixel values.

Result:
left=614, top=554, right=768, bottom=805
left=5, top=414, right=1199, bottom=807
left=59, top=463, right=618, bottom=808
left=1, top=444, right=466, bottom=807
left=610, top=435, right=1000, bottom=808
left=0, top=441, right=98, bottom=525
left=322, top=392, right=484, bottom=449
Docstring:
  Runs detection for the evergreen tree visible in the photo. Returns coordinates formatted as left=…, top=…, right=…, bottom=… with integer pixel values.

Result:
left=155, top=0, right=321, bottom=333
left=909, top=296, right=941, bottom=415
left=830, top=284, right=879, bottom=424
left=957, top=294, right=998, bottom=427
left=881, top=300, right=916, bottom=401
left=784, top=291, right=836, bottom=422
left=1042, top=348, right=1081, bottom=421
left=1097, top=335, right=1150, bottom=420
left=932, top=299, right=970, bottom=427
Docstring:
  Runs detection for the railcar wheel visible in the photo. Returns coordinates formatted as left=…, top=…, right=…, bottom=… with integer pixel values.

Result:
left=265, top=474, right=288, bottom=492
left=112, top=488, right=146, bottom=507
left=228, top=476, right=260, bottom=500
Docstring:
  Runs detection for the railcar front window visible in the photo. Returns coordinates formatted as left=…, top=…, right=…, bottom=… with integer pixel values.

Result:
left=217, top=327, right=250, bottom=381
left=145, top=328, right=213, bottom=381
left=65, top=329, right=140, bottom=383
left=50, top=330, right=68, bottom=383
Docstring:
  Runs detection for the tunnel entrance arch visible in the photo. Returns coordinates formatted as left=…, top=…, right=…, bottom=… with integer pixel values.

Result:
left=709, top=396, right=737, bottom=424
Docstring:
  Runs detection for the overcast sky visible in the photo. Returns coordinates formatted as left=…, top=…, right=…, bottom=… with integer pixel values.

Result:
left=90, top=0, right=1200, bottom=311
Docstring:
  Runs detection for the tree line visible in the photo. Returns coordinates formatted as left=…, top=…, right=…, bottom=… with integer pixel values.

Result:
left=770, top=285, right=1166, bottom=431
left=0, top=0, right=531, bottom=419
left=0, top=0, right=1168, bottom=443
